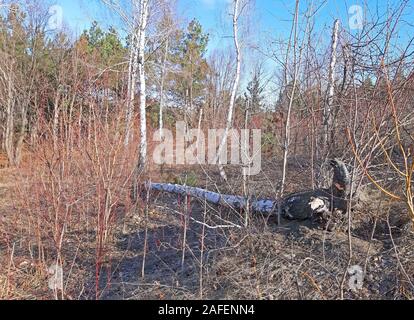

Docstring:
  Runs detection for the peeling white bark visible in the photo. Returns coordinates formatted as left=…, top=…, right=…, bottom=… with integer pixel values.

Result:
left=138, top=0, right=149, bottom=169
left=214, top=0, right=242, bottom=181
left=125, top=0, right=149, bottom=161
left=324, top=19, right=340, bottom=147
left=146, top=161, right=350, bottom=220
left=147, top=182, right=276, bottom=214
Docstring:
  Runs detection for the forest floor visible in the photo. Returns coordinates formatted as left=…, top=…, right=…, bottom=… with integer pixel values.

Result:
left=1, top=158, right=414, bottom=300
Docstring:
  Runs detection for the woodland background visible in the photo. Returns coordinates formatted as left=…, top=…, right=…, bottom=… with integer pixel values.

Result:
left=0, top=0, right=414, bottom=300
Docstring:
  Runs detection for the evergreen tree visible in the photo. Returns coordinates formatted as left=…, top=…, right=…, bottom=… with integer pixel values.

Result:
left=246, top=68, right=265, bottom=113
left=77, top=22, right=126, bottom=94
left=170, top=19, right=210, bottom=108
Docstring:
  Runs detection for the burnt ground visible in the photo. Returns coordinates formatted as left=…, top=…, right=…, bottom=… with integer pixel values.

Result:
left=95, top=196, right=414, bottom=300
left=1, top=159, right=414, bottom=300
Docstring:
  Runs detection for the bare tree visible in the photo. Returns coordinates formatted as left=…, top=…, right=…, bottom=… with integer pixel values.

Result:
left=124, top=0, right=140, bottom=146
left=159, top=26, right=169, bottom=139
left=3, top=62, right=15, bottom=165
left=278, top=0, right=300, bottom=224
left=324, top=19, right=340, bottom=154
left=137, top=0, right=149, bottom=170
left=122, top=0, right=150, bottom=167
left=214, top=0, right=242, bottom=180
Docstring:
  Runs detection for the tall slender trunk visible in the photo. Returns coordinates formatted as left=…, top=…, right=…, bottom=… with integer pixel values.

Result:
left=125, top=16, right=139, bottom=146
left=5, top=68, right=15, bottom=164
left=67, top=93, right=76, bottom=156
left=243, top=100, right=250, bottom=227
left=125, top=35, right=138, bottom=146
left=0, top=95, right=5, bottom=151
left=280, top=0, right=300, bottom=200
left=14, top=103, right=27, bottom=165
left=159, top=37, right=169, bottom=139
left=137, top=0, right=149, bottom=170
left=78, top=103, right=83, bottom=146
left=214, top=0, right=242, bottom=180
left=279, top=0, right=313, bottom=224
left=30, top=95, right=39, bottom=148
left=324, top=19, right=340, bottom=155
left=53, top=90, right=61, bottom=153
left=88, top=103, right=92, bottom=148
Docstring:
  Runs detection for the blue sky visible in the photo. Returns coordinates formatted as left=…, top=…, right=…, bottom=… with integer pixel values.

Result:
left=0, top=0, right=410, bottom=102
left=52, top=0, right=414, bottom=94
left=55, top=0, right=414, bottom=52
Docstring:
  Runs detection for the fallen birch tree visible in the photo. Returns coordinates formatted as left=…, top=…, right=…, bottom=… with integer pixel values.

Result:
left=147, top=182, right=276, bottom=214
left=144, top=159, right=351, bottom=221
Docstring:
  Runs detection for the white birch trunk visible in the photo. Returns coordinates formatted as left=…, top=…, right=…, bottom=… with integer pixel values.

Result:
left=145, top=160, right=350, bottom=220
left=125, top=0, right=140, bottom=146
left=324, top=19, right=340, bottom=149
left=147, top=182, right=276, bottom=214
left=138, top=0, right=149, bottom=170
left=214, top=0, right=242, bottom=180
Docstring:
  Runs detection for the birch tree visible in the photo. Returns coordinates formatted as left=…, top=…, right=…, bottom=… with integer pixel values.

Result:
left=124, top=1, right=139, bottom=146
left=123, top=0, right=149, bottom=170
left=324, top=19, right=340, bottom=154
left=214, top=0, right=242, bottom=180
left=137, top=0, right=149, bottom=170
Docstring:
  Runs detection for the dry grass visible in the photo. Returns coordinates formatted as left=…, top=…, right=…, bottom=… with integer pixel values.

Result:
left=1, top=158, right=414, bottom=300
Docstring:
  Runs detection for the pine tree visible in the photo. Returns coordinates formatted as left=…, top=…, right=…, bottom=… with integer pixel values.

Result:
left=171, top=19, right=210, bottom=109
left=246, top=69, right=264, bottom=113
